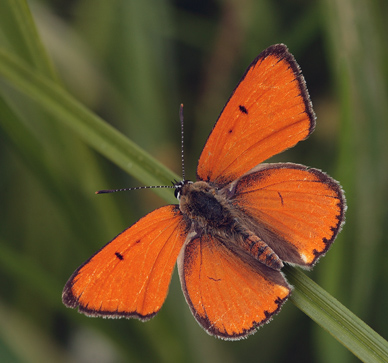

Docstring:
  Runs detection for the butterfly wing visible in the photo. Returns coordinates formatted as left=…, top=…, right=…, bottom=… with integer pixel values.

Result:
left=197, top=44, right=315, bottom=185
left=63, top=205, right=188, bottom=319
left=229, top=163, right=346, bottom=267
left=177, top=234, right=291, bottom=340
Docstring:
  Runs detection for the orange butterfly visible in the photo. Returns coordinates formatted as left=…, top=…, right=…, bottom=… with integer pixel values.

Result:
left=63, top=44, right=346, bottom=340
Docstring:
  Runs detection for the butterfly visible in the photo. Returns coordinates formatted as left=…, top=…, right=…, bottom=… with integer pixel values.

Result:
left=62, top=44, right=346, bottom=340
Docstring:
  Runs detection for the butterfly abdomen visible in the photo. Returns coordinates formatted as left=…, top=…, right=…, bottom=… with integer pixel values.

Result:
left=240, top=232, right=283, bottom=270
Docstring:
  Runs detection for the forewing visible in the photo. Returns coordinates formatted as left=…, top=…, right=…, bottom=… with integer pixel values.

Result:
left=63, top=205, right=188, bottom=320
left=230, top=163, right=346, bottom=267
left=178, top=234, right=291, bottom=340
left=197, top=44, right=315, bottom=185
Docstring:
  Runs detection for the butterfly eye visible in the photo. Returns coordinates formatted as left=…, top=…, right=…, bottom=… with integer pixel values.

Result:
left=174, top=180, right=185, bottom=200
left=174, top=187, right=181, bottom=200
left=174, top=180, right=193, bottom=200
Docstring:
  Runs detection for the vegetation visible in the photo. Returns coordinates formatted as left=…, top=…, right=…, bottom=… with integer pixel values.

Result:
left=0, top=1, right=387, bottom=362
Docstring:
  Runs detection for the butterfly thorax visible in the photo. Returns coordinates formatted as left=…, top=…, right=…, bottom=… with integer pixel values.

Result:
left=177, top=180, right=283, bottom=271
left=178, top=181, right=235, bottom=229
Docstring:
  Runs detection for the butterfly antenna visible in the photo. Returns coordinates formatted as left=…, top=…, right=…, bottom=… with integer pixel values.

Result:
left=97, top=104, right=186, bottom=195
left=180, top=104, right=186, bottom=181
left=96, top=185, right=175, bottom=194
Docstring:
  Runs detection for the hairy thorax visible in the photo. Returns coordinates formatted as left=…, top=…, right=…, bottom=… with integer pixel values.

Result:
left=178, top=181, right=236, bottom=231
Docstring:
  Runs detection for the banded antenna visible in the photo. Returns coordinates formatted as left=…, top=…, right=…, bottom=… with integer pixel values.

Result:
left=96, top=104, right=186, bottom=195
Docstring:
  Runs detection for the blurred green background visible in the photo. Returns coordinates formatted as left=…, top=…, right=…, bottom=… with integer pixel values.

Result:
left=1, top=0, right=387, bottom=362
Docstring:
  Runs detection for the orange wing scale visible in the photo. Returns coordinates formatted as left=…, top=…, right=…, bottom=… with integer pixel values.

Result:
left=178, top=235, right=291, bottom=339
left=232, top=163, right=345, bottom=267
left=63, top=205, right=187, bottom=319
left=197, top=44, right=315, bottom=185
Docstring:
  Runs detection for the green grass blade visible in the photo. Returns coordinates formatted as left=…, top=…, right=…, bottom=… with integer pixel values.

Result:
left=285, top=266, right=388, bottom=363
left=0, top=0, right=57, bottom=79
left=1, top=6, right=388, bottom=359
left=1, top=45, right=388, bottom=362
left=0, top=48, right=178, bottom=202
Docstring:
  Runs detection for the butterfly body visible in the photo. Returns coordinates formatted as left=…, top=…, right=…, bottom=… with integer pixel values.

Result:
left=177, top=179, right=283, bottom=270
left=63, top=44, right=346, bottom=340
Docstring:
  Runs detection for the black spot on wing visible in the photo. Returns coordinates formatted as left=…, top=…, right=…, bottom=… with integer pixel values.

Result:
left=115, top=252, right=124, bottom=260
left=239, top=105, right=248, bottom=114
